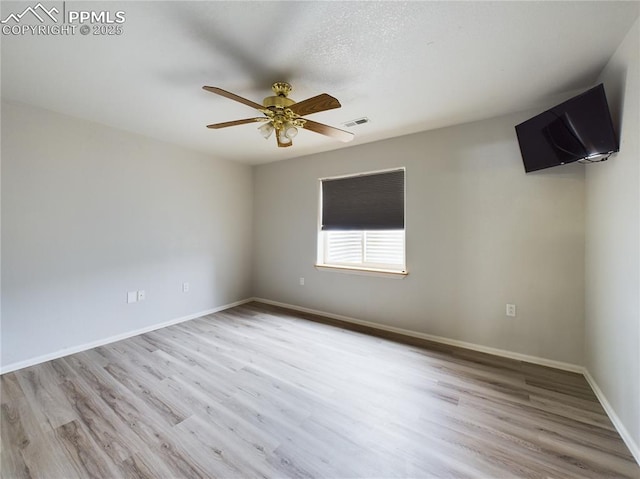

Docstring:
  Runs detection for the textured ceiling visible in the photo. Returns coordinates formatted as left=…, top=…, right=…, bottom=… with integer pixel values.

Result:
left=1, top=1, right=638, bottom=164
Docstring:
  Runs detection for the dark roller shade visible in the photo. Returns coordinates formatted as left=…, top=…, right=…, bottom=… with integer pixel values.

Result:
left=322, top=169, right=405, bottom=230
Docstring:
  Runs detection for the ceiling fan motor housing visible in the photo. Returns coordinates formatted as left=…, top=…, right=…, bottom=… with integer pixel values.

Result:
left=263, top=96, right=295, bottom=109
left=263, top=82, right=295, bottom=109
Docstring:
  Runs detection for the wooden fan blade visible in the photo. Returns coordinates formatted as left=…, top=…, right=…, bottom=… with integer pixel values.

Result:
left=302, top=119, right=354, bottom=142
left=206, top=118, right=267, bottom=129
left=202, top=86, right=265, bottom=111
left=289, top=94, right=341, bottom=116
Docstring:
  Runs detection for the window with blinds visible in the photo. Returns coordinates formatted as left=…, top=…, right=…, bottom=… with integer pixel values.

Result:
left=318, top=169, right=406, bottom=273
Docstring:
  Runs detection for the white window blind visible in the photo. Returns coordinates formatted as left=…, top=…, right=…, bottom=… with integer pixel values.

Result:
left=323, top=230, right=405, bottom=271
left=364, top=230, right=404, bottom=266
left=325, top=231, right=363, bottom=264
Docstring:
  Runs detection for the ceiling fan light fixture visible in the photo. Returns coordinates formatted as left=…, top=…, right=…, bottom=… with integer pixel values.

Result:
left=258, top=122, right=274, bottom=139
left=284, top=123, right=298, bottom=139
left=277, top=129, right=292, bottom=144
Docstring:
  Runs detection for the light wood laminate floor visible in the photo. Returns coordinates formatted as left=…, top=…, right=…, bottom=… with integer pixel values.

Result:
left=1, top=302, right=638, bottom=478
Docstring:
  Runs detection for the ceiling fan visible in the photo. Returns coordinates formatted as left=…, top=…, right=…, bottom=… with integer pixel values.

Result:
left=203, top=82, right=355, bottom=148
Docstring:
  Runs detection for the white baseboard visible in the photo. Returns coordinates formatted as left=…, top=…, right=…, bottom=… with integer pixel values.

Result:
left=252, top=297, right=584, bottom=373
left=0, top=298, right=253, bottom=375
left=583, top=370, right=640, bottom=465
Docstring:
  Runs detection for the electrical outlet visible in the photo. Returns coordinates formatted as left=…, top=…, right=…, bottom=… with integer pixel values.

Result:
left=127, top=291, right=137, bottom=304
left=506, top=303, right=516, bottom=317
left=183, top=282, right=190, bottom=293
left=137, top=290, right=146, bottom=301
left=299, top=277, right=305, bottom=286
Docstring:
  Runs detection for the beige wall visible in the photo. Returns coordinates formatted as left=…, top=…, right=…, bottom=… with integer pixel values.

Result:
left=1, top=101, right=253, bottom=369
left=253, top=110, right=586, bottom=365
left=586, top=18, right=640, bottom=458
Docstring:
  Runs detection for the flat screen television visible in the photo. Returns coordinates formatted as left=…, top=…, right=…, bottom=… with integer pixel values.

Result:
left=515, top=84, right=619, bottom=173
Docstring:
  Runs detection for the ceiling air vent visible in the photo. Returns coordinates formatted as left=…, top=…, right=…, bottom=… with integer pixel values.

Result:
left=343, top=117, right=370, bottom=128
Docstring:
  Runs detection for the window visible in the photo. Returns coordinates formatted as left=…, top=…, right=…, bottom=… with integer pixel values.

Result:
left=317, top=169, right=406, bottom=274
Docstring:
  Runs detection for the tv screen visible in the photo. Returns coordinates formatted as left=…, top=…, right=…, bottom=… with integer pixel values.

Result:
left=515, top=84, right=619, bottom=173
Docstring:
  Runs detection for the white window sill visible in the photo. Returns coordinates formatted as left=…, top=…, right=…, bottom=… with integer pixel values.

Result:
left=315, top=264, right=408, bottom=278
